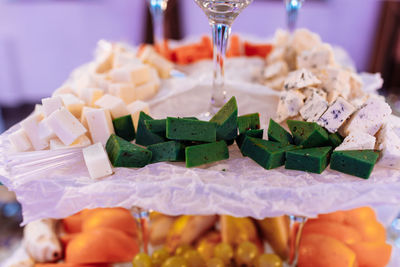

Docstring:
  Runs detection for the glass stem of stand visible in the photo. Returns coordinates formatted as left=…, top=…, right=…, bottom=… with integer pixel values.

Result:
left=285, top=0, right=302, bottom=32
left=210, top=23, right=231, bottom=115
left=149, top=2, right=166, bottom=54
left=287, top=215, right=307, bottom=267
left=132, top=207, right=150, bottom=254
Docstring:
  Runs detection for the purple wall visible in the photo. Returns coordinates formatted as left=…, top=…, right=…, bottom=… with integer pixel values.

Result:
left=0, top=0, right=381, bottom=105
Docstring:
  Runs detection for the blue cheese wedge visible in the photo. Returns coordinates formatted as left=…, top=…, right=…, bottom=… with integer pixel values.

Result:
left=284, top=69, right=321, bottom=90
left=296, top=44, right=335, bottom=70
left=317, top=97, right=355, bottom=133
left=300, top=91, right=329, bottom=122
left=301, top=87, right=327, bottom=99
left=341, top=97, right=392, bottom=136
left=335, top=131, right=376, bottom=151
left=276, top=90, right=305, bottom=122
left=376, top=123, right=400, bottom=170
left=264, top=61, right=289, bottom=80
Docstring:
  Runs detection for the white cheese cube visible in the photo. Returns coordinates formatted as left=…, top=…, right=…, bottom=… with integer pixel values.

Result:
left=95, top=94, right=129, bottom=119
left=83, top=143, right=113, bottom=179
left=376, top=123, right=400, bottom=170
left=109, top=83, right=136, bottom=105
left=127, top=100, right=150, bottom=129
left=20, top=114, right=48, bottom=150
left=335, top=131, right=376, bottom=151
left=145, top=53, right=173, bottom=79
left=266, top=47, right=286, bottom=64
left=348, top=72, right=364, bottom=100
left=317, top=97, right=355, bottom=133
left=33, top=104, right=45, bottom=119
left=284, top=69, right=321, bottom=90
left=264, top=75, right=286, bottom=91
left=38, top=118, right=56, bottom=142
left=150, top=68, right=161, bottom=89
left=81, top=107, right=98, bottom=129
left=314, top=67, right=351, bottom=101
left=134, top=81, right=159, bottom=101
left=296, top=44, right=335, bottom=70
left=46, top=107, right=87, bottom=145
left=341, top=97, right=392, bottom=136
left=95, top=50, right=113, bottom=74
left=79, top=88, right=104, bottom=107
left=276, top=90, right=305, bottom=123
left=113, top=51, right=142, bottom=68
left=109, top=65, right=151, bottom=86
left=300, top=92, right=329, bottom=122
left=8, top=129, right=33, bottom=152
left=59, top=94, right=85, bottom=118
left=85, top=108, right=115, bottom=145
left=42, top=96, right=64, bottom=117
left=130, top=64, right=152, bottom=86
left=292, top=28, right=322, bottom=55
left=264, top=75, right=285, bottom=91
left=264, top=61, right=289, bottom=80
left=90, top=73, right=111, bottom=92
left=50, top=135, right=91, bottom=150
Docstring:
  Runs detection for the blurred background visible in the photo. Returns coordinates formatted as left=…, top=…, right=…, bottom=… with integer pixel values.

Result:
left=0, top=0, right=399, bottom=132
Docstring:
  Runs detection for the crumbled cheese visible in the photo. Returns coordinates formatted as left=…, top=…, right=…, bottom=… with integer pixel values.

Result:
left=284, top=68, right=321, bottom=90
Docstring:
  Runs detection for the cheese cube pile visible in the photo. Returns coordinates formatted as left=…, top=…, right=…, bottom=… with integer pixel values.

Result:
left=264, top=28, right=398, bottom=170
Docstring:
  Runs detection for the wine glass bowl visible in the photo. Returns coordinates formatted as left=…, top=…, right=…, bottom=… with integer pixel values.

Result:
left=194, top=0, right=253, bottom=118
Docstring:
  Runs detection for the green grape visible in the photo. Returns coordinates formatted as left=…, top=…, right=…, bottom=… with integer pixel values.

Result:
left=206, top=257, right=225, bottom=267
left=133, top=253, right=152, bottom=267
left=183, top=250, right=206, bottom=267
left=213, top=242, right=233, bottom=265
left=175, top=244, right=193, bottom=256
left=152, top=248, right=170, bottom=267
left=197, top=240, right=215, bottom=260
left=161, top=256, right=188, bottom=267
left=253, top=254, right=283, bottom=267
left=235, top=241, right=259, bottom=266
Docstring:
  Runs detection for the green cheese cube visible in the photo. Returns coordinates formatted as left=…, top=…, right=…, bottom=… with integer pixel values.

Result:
left=185, top=141, right=229, bottom=167
left=144, top=119, right=166, bottom=136
left=285, top=146, right=332, bottom=174
left=268, top=119, right=293, bottom=145
left=106, top=134, right=152, bottom=168
left=147, top=141, right=185, bottom=163
left=237, top=113, right=260, bottom=134
left=241, top=137, right=298, bottom=170
left=210, top=96, right=238, bottom=140
left=166, top=117, right=216, bottom=142
left=236, top=129, right=264, bottom=149
left=328, top=133, right=344, bottom=148
left=287, top=120, right=329, bottom=148
left=136, top=112, right=165, bottom=146
left=112, top=115, right=136, bottom=141
left=330, top=150, right=380, bottom=179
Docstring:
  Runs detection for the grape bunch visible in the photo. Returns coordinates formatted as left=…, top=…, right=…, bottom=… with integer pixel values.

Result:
left=132, top=241, right=282, bottom=267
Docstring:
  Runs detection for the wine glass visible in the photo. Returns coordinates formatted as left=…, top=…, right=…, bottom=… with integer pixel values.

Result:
left=284, top=0, right=304, bottom=32
left=147, top=0, right=169, bottom=54
left=194, top=0, right=253, bottom=118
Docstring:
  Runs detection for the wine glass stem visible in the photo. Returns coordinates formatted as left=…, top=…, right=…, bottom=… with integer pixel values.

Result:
left=132, top=207, right=150, bottom=254
left=210, top=23, right=231, bottom=114
left=149, top=4, right=166, bottom=53
left=287, top=215, right=307, bottom=267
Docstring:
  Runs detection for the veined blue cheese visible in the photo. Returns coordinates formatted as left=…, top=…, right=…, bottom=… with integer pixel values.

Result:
left=317, top=97, right=355, bottom=133
left=341, top=97, right=392, bottom=136
left=283, top=69, right=321, bottom=90
left=301, top=87, right=327, bottom=99
left=296, top=44, right=335, bottom=70
left=276, top=90, right=305, bottom=122
left=264, top=61, right=289, bottom=80
left=335, top=131, right=376, bottom=151
left=300, top=91, right=329, bottom=122
left=376, top=123, right=400, bottom=170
